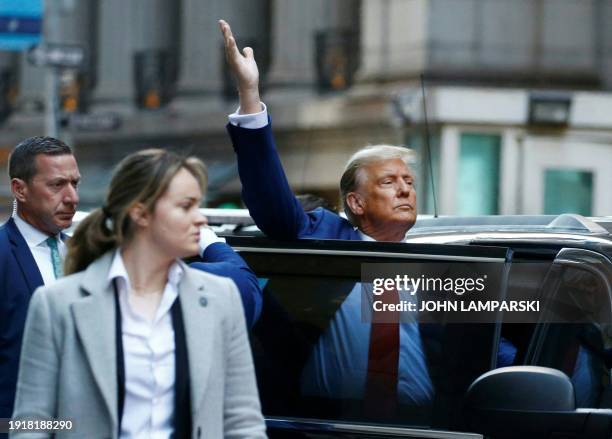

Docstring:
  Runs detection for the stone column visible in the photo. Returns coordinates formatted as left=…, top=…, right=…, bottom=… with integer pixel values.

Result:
left=178, top=0, right=270, bottom=95
left=266, top=0, right=361, bottom=88
left=358, top=0, right=427, bottom=81
left=266, top=0, right=327, bottom=86
left=94, top=0, right=135, bottom=102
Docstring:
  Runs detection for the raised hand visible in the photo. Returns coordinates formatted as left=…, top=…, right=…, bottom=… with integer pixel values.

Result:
left=219, top=19, right=261, bottom=114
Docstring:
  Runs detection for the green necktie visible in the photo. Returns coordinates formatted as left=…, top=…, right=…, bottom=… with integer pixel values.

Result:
left=46, top=236, right=63, bottom=279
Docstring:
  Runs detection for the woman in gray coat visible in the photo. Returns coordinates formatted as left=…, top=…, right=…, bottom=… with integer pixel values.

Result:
left=11, top=149, right=267, bottom=438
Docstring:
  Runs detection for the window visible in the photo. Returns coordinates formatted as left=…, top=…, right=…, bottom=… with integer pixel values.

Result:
left=544, top=169, right=593, bottom=216
left=248, top=252, right=437, bottom=426
left=237, top=239, right=511, bottom=433
left=529, top=250, right=612, bottom=409
left=457, top=133, right=501, bottom=215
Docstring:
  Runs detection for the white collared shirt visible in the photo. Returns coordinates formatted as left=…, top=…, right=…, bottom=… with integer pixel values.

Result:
left=357, top=230, right=375, bottom=242
left=108, top=250, right=184, bottom=439
left=12, top=213, right=66, bottom=285
left=228, top=102, right=268, bottom=128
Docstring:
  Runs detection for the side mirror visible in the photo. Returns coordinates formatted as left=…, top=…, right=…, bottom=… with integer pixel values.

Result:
left=464, top=366, right=612, bottom=439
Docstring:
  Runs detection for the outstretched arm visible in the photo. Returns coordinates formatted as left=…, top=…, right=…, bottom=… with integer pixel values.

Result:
left=221, top=20, right=350, bottom=240
left=220, top=19, right=314, bottom=239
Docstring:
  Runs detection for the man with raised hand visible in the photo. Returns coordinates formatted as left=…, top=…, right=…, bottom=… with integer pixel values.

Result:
left=219, top=19, right=434, bottom=414
left=220, top=19, right=417, bottom=243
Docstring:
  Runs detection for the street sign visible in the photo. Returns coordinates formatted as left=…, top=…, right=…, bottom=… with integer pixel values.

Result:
left=27, top=44, right=85, bottom=69
left=0, top=0, right=42, bottom=51
left=69, top=113, right=122, bottom=132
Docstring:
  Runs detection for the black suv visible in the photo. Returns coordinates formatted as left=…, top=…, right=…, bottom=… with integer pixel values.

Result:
left=207, top=210, right=612, bottom=439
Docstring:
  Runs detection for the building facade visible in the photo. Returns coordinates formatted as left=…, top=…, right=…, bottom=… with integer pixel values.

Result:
left=0, top=0, right=611, bottom=217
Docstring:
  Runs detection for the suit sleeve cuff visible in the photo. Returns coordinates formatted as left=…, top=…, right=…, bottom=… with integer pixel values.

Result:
left=228, top=102, right=268, bottom=129
left=199, top=227, right=226, bottom=257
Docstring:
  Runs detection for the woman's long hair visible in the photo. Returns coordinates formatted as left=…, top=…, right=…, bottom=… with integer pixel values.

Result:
left=65, top=149, right=207, bottom=275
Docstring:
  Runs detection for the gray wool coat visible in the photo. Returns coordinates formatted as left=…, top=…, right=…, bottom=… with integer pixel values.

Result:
left=10, top=252, right=267, bottom=438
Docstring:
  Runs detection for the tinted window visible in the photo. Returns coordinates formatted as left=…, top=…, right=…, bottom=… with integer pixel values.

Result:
left=457, top=133, right=501, bottom=215
left=243, top=248, right=508, bottom=431
left=530, top=257, right=612, bottom=409
left=544, top=169, right=593, bottom=216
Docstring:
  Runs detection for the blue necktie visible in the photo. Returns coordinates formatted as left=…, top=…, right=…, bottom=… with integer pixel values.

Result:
left=46, top=236, right=63, bottom=279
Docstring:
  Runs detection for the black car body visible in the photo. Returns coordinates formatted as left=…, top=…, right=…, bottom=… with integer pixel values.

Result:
left=205, top=210, right=612, bottom=439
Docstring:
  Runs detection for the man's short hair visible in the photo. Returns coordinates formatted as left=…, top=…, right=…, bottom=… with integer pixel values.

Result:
left=8, top=136, right=73, bottom=182
left=339, top=144, right=415, bottom=224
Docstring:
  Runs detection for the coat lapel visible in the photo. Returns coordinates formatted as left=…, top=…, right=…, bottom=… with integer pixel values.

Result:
left=6, top=218, right=44, bottom=292
left=179, top=266, right=215, bottom=416
left=71, top=252, right=118, bottom=430
left=70, top=257, right=216, bottom=427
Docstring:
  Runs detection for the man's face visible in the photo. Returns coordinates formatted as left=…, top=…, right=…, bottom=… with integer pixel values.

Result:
left=13, top=154, right=80, bottom=235
left=352, top=158, right=417, bottom=236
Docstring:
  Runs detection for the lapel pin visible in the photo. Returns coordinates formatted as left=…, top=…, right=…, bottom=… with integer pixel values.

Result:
left=199, top=296, right=208, bottom=307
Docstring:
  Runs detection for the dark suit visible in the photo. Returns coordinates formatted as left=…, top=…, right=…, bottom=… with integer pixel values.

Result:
left=0, top=218, right=44, bottom=419
left=190, top=241, right=262, bottom=328
left=227, top=120, right=360, bottom=241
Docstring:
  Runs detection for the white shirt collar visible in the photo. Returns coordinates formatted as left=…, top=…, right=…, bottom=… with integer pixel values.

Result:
left=357, top=228, right=409, bottom=242
left=358, top=229, right=376, bottom=241
left=13, top=212, right=58, bottom=247
left=108, top=250, right=184, bottom=324
left=353, top=227, right=410, bottom=242
left=107, top=249, right=184, bottom=292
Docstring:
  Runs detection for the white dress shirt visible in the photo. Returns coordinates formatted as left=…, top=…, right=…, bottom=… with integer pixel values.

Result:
left=198, top=226, right=226, bottom=256
left=228, top=102, right=268, bottom=128
left=13, top=213, right=66, bottom=285
left=107, top=250, right=184, bottom=439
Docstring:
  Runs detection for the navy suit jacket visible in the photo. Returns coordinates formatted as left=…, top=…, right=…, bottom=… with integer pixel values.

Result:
left=227, top=120, right=360, bottom=241
left=190, top=242, right=262, bottom=329
left=227, top=119, right=516, bottom=370
left=0, top=218, right=44, bottom=419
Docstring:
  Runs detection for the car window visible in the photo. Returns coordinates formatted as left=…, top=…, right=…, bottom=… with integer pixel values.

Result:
left=527, top=249, right=612, bottom=409
left=236, top=239, right=511, bottom=435
left=498, top=257, right=556, bottom=366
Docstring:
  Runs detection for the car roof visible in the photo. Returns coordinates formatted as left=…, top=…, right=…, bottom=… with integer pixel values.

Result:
left=411, top=213, right=610, bottom=235
left=197, top=208, right=612, bottom=237
left=68, top=208, right=612, bottom=257
left=196, top=209, right=612, bottom=258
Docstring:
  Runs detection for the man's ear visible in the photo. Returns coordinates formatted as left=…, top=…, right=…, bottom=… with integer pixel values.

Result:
left=11, top=178, right=27, bottom=203
left=346, top=192, right=365, bottom=216
left=128, top=203, right=150, bottom=228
